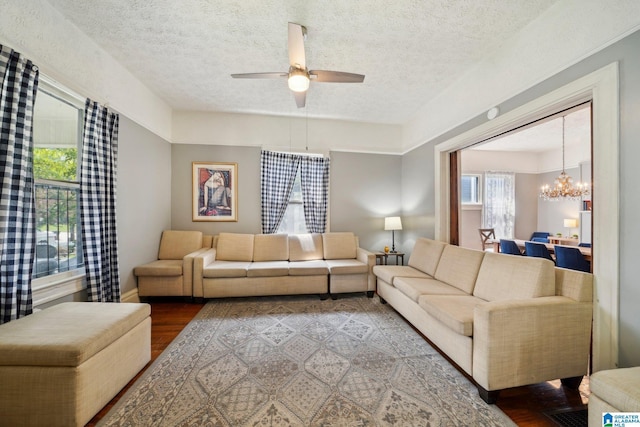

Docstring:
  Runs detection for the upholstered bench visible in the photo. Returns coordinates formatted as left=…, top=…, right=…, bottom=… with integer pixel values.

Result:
left=589, top=366, right=640, bottom=426
left=0, top=302, right=151, bottom=427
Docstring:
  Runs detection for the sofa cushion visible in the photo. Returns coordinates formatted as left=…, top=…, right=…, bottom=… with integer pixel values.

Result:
left=0, top=302, right=150, bottom=367
left=473, top=252, right=555, bottom=301
left=253, top=234, right=289, bottom=261
left=288, top=260, right=329, bottom=276
left=590, top=367, right=640, bottom=412
left=247, top=261, right=290, bottom=277
left=158, top=230, right=203, bottom=260
left=202, top=261, right=250, bottom=278
left=216, top=233, right=255, bottom=262
left=322, top=232, right=357, bottom=260
left=434, top=245, right=485, bottom=294
left=394, top=277, right=468, bottom=302
left=289, top=233, right=324, bottom=261
left=202, top=234, right=214, bottom=249
left=372, top=265, right=429, bottom=285
left=133, top=259, right=182, bottom=277
left=418, top=295, right=487, bottom=337
left=325, top=259, right=368, bottom=275
left=408, top=238, right=447, bottom=276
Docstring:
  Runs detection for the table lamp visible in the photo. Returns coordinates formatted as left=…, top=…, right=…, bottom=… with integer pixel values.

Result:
left=384, top=216, right=402, bottom=253
left=564, top=218, right=578, bottom=237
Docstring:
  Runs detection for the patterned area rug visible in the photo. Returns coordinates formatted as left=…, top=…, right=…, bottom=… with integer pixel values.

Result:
left=98, top=295, right=515, bottom=426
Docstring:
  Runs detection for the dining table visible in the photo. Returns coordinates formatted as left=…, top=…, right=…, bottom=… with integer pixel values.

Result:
left=491, top=239, right=592, bottom=262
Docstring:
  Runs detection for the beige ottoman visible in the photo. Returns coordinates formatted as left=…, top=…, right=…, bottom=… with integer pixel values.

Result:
left=589, top=366, right=640, bottom=426
left=0, top=302, right=151, bottom=427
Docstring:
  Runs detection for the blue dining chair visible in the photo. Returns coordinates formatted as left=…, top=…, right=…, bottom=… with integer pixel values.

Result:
left=530, top=231, right=550, bottom=243
left=578, top=242, right=592, bottom=248
left=555, top=245, right=591, bottom=272
left=524, top=241, right=554, bottom=262
left=500, top=239, right=523, bottom=255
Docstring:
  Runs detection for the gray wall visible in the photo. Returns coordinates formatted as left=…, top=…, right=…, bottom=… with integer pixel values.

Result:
left=329, top=152, right=402, bottom=253
left=117, top=116, right=172, bottom=296
left=401, top=142, right=438, bottom=255
left=171, top=144, right=262, bottom=234
left=170, top=146, right=401, bottom=253
left=401, top=29, right=640, bottom=367
left=514, top=173, right=540, bottom=240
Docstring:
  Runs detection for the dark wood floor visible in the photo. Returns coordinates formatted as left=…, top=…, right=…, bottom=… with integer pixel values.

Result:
left=87, top=299, right=589, bottom=426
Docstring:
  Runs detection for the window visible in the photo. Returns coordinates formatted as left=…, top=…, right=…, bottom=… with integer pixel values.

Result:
left=461, top=174, right=482, bottom=204
left=32, top=86, right=84, bottom=279
left=276, top=169, right=308, bottom=234
left=482, top=172, right=515, bottom=239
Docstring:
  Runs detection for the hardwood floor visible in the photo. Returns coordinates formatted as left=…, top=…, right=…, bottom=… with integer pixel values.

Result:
left=87, top=299, right=589, bottom=426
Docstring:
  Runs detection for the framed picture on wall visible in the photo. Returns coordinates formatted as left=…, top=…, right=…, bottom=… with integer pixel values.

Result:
left=192, top=162, right=238, bottom=222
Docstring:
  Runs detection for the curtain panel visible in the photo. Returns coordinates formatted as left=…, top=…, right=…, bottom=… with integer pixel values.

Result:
left=300, top=155, right=330, bottom=233
left=80, top=99, right=121, bottom=302
left=482, top=171, right=516, bottom=239
left=260, top=150, right=300, bottom=233
left=0, top=45, right=39, bottom=323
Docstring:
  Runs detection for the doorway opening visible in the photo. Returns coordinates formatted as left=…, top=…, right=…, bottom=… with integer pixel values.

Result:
left=433, top=62, right=619, bottom=373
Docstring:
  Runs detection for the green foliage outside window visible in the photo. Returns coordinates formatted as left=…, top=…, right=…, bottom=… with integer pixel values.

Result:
left=33, top=148, right=77, bottom=181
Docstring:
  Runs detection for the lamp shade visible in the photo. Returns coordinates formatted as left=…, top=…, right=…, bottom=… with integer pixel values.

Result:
left=384, top=216, right=402, bottom=231
left=288, top=69, right=310, bottom=92
left=563, top=218, right=578, bottom=228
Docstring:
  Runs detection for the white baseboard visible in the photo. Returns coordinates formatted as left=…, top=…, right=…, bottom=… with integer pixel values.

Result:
left=121, top=288, right=140, bottom=303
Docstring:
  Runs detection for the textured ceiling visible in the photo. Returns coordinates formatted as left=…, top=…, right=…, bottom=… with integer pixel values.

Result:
left=45, top=0, right=558, bottom=124
left=473, top=106, right=591, bottom=153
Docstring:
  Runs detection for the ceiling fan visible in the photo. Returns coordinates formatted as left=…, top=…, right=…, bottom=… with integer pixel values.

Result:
left=231, top=22, right=365, bottom=108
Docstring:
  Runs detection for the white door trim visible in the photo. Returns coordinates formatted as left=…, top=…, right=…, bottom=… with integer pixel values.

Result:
left=434, top=62, right=619, bottom=372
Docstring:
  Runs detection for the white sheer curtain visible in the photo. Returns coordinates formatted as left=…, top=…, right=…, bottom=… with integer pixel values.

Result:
left=482, top=172, right=515, bottom=239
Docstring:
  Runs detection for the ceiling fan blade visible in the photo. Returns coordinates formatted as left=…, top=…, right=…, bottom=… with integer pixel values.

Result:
left=293, top=91, right=306, bottom=108
left=309, top=70, right=365, bottom=83
left=231, top=72, right=288, bottom=79
left=288, top=22, right=306, bottom=69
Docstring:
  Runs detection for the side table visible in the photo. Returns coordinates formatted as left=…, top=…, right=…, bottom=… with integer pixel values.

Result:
left=375, top=252, right=405, bottom=265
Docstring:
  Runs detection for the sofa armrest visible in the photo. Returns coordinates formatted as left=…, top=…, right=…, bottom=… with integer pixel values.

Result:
left=473, top=296, right=592, bottom=391
left=193, top=248, right=217, bottom=298
left=183, top=248, right=212, bottom=296
left=357, top=247, right=376, bottom=291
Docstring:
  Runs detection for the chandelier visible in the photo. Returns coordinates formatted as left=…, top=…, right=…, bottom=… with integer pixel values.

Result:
left=539, top=116, right=590, bottom=201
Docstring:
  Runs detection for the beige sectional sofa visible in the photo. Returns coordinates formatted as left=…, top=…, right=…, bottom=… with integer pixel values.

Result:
left=193, top=232, right=375, bottom=299
left=373, top=237, right=593, bottom=404
left=134, top=230, right=214, bottom=298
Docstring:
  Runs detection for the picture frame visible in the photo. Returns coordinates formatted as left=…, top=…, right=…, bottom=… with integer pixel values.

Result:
left=192, top=162, right=238, bottom=222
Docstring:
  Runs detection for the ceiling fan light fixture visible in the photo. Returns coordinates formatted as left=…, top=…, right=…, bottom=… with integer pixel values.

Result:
left=288, top=68, right=310, bottom=92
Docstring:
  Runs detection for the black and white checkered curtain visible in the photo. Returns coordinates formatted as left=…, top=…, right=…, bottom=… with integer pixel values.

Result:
left=80, top=99, right=121, bottom=302
left=0, top=45, right=39, bottom=323
left=260, top=150, right=300, bottom=233
left=300, top=155, right=330, bottom=233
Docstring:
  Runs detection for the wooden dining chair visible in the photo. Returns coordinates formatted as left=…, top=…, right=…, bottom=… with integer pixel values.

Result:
left=478, top=228, right=496, bottom=251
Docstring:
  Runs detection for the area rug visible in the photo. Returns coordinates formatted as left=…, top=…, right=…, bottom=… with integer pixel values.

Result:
left=98, top=295, right=515, bottom=426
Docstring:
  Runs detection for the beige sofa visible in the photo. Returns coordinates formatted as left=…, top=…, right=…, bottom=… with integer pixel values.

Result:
left=588, top=367, right=640, bottom=426
left=134, top=230, right=214, bottom=298
left=373, top=237, right=593, bottom=403
left=0, top=302, right=151, bottom=426
left=194, top=232, right=375, bottom=299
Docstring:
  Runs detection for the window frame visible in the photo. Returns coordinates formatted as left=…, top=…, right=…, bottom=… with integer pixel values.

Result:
left=461, top=173, right=483, bottom=207
left=31, top=78, right=86, bottom=301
